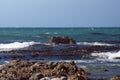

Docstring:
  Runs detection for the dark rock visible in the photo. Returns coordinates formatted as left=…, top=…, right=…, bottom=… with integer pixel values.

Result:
left=114, top=57, right=120, bottom=59
left=48, top=36, right=76, bottom=44
left=104, top=69, right=108, bottom=72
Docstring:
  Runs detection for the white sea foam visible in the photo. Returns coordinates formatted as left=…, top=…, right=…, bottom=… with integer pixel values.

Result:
left=0, top=41, right=40, bottom=51
left=77, top=42, right=114, bottom=46
left=91, top=50, right=120, bottom=59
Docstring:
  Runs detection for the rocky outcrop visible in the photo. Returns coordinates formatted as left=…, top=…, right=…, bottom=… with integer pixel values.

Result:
left=1, top=60, right=119, bottom=80
left=48, top=36, right=76, bottom=44
left=0, top=60, right=86, bottom=80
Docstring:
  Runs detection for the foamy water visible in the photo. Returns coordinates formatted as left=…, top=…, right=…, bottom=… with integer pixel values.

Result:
left=91, top=50, right=120, bottom=60
left=77, top=42, right=115, bottom=46
left=0, top=41, right=40, bottom=51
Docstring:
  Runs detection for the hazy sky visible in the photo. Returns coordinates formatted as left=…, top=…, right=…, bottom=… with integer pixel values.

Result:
left=0, top=0, right=120, bottom=27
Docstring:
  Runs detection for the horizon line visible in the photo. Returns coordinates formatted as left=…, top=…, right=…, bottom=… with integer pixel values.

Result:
left=0, top=26, right=120, bottom=28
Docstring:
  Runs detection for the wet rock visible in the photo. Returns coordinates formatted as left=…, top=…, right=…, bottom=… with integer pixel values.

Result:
left=48, top=36, right=76, bottom=44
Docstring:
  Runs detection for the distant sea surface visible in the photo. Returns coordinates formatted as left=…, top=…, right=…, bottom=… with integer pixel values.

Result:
left=0, top=27, right=120, bottom=78
left=0, top=27, right=120, bottom=43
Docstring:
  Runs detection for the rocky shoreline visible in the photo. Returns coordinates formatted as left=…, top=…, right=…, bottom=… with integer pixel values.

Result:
left=0, top=36, right=120, bottom=80
left=0, top=60, right=119, bottom=80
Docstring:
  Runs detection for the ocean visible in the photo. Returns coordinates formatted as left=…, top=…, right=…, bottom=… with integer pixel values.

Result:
left=0, top=27, right=120, bottom=78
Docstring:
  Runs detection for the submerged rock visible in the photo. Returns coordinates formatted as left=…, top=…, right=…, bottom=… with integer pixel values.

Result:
left=48, top=36, right=76, bottom=44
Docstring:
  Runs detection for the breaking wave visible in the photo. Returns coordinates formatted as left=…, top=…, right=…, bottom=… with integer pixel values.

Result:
left=91, top=50, right=120, bottom=59
left=77, top=42, right=114, bottom=46
left=0, top=41, right=40, bottom=51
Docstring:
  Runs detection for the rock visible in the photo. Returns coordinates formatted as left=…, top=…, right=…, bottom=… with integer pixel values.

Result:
left=0, top=60, right=86, bottom=80
left=51, top=61, right=85, bottom=77
left=2, top=70, right=7, bottom=74
left=29, top=73, right=44, bottom=80
left=104, top=69, right=108, bottom=72
left=114, top=57, right=120, bottom=59
left=68, top=72, right=86, bottom=80
left=110, top=75, right=120, bottom=80
left=0, top=77, right=6, bottom=80
left=8, top=60, right=19, bottom=66
left=48, top=36, right=76, bottom=44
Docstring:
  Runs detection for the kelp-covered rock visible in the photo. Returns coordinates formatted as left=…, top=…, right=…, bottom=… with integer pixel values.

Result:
left=48, top=36, right=76, bottom=44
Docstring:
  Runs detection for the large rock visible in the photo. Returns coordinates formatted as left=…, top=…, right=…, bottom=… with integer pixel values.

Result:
left=0, top=60, right=85, bottom=80
left=48, top=36, right=76, bottom=44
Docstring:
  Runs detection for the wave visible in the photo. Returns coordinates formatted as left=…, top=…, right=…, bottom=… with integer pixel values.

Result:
left=77, top=42, right=115, bottom=46
left=0, top=41, right=40, bottom=51
left=91, top=50, right=120, bottom=60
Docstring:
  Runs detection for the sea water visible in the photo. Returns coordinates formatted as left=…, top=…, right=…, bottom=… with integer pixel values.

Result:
left=0, top=27, right=120, bottom=78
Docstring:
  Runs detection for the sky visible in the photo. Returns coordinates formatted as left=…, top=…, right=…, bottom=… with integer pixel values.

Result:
left=0, top=0, right=120, bottom=27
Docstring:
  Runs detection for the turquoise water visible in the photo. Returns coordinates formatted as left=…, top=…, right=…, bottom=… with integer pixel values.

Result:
left=0, top=27, right=119, bottom=43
